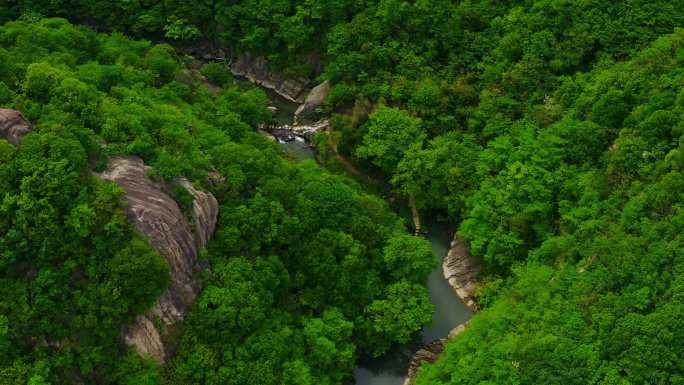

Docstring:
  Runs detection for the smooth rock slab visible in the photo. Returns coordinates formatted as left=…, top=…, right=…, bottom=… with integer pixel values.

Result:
left=443, top=236, right=481, bottom=311
left=99, top=156, right=218, bottom=362
left=294, top=80, right=331, bottom=124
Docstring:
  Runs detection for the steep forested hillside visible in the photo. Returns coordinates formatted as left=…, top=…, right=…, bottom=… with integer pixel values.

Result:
left=2, top=1, right=684, bottom=384
left=0, top=18, right=434, bottom=385
left=414, top=31, right=684, bottom=384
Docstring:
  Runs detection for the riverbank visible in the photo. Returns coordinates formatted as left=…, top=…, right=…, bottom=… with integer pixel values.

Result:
left=402, top=235, right=481, bottom=385
left=264, top=88, right=476, bottom=385
left=354, top=218, right=471, bottom=385
left=444, top=237, right=481, bottom=312
left=197, top=61, right=478, bottom=385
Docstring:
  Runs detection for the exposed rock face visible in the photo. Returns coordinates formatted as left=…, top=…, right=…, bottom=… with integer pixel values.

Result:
left=0, top=109, right=31, bottom=145
left=230, top=53, right=313, bottom=103
left=177, top=178, right=218, bottom=248
left=404, top=339, right=446, bottom=385
left=443, top=236, right=481, bottom=311
left=403, top=322, right=469, bottom=385
left=99, top=156, right=218, bottom=362
left=294, top=80, right=331, bottom=124
left=123, top=316, right=165, bottom=361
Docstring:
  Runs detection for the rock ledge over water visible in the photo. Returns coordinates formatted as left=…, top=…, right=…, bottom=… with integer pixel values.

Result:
left=403, top=322, right=469, bottom=385
left=443, top=236, right=481, bottom=311
left=230, top=53, right=312, bottom=103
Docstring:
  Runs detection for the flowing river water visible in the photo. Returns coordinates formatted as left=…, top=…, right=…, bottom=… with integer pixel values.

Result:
left=260, top=85, right=471, bottom=385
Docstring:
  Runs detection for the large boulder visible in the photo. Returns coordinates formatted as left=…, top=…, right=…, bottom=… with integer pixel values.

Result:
left=294, top=80, right=331, bottom=124
left=98, top=156, right=218, bottom=362
left=0, top=109, right=31, bottom=145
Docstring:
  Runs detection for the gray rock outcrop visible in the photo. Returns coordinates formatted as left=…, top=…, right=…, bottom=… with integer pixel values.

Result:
left=230, top=53, right=311, bottom=103
left=403, top=322, right=469, bottom=385
left=443, top=236, right=480, bottom=311
left=404, top=339, right=446, bottom=385
left=294, top=80, right=330, bottom=124
left=177, top=178, right=218, bottom=248
left=0, top=109, right=31, bottom=145
left=266, top=119, right=331, bottom=141
left=1, top=108, right=218, bottom=363
left=99, top=156, right=218, bottom=362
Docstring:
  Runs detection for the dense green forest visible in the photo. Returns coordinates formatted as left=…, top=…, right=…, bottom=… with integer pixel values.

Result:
left=2, top=0, right=684, bottom=384
left=0, top=18, right=435, bottom=384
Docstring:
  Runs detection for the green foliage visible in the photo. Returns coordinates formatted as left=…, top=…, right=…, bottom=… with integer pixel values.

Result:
left=0, top=140, right=15, bottom=164
left=24, top=62, right=64, bottom=102
left=164, top=138, right=436, bottom=383
left=4, top=1, right=684, bottom=383
left=210, top=87, right=271, bottom=127
left=0, top=17, right=434, bottom=385
left=382, top=234, right=435, bottom=283
left=199, top=62, right=232, bottom=87
left=163, top=16, right=200, bottom=41
left=365, top=280, right=433, bottom=355
left=171, top=184, right=194, bottom=216
left=143, top=44, right=179, bottom=85
left=392, top=132, right=481, bottom=217
left=0, top=81, right=13, bottom=103
left=0, top=129, right=169, bottom=383
left=355, top=106, right=425, bottom=174
left=412, top=23, right=684, bottom=385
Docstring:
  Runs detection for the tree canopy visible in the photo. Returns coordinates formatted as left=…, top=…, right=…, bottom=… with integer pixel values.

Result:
left=0, top=18, right=434, bottom=385
left=3, top=1, right=684, bottom=384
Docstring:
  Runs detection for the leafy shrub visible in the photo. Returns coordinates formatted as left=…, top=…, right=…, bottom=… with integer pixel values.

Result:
left=200, top=62, right=233, bottom=87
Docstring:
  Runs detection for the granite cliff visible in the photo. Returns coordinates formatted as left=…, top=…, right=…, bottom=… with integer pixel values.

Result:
left=230, top=52, right=314, bottom=103
left=99, top=156, right=218, bottom=362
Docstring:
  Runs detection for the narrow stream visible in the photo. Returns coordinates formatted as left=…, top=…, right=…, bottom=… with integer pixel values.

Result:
left=258, top=84, right=472, bottom=385
left=353, top=218, right=472, bottom=385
